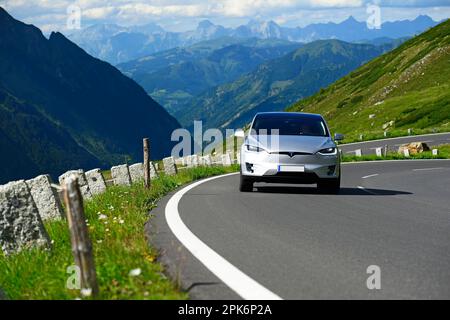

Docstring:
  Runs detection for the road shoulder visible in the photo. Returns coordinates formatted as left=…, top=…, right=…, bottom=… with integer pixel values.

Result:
left=145, top=185, right=240, bottom=300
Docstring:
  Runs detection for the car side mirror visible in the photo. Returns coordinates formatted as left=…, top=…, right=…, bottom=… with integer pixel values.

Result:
left=334, top=133, right=344, bottom=141
left=235, top=129, right=245, bottom=138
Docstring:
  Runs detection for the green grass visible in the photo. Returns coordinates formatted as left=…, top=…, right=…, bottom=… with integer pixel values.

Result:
left=342, top=144, right=450, bottom=162
left=0, top=165, right=239, bottom=300
left=287, top=19, right=450, bottom=142
left=338, top=127, right=447, bottom=144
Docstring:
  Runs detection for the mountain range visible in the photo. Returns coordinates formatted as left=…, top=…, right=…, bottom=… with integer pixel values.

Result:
left=68, top=15, right=439, bottom=65
left=175, top=40, right=387, bottom=131
left=118, top=37, right=304, bottom=113
left=287, top=19, right=450, bottom=140
left=0, top=7, right=180, bottom=184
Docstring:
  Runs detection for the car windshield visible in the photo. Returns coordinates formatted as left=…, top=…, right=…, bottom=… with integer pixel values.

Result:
left=251, top=114, right=329, bottom=137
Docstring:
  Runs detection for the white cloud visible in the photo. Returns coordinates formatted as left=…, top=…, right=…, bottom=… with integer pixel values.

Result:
left=83, top=6, right=116, bottom=19
left=309, top=0, right=363, bottom=7
left=1, top=0, right=449, bottom=33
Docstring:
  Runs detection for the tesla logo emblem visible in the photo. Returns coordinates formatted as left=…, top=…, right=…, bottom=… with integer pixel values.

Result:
left=288, top=152, right=295, bottom=158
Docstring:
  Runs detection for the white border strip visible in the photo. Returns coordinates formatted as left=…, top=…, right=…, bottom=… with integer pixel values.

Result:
left=342, top=159, right=450, bottom=165
left=362, top=174, right=379, bottom=179
left=412, top=167, right=443, bottom=171
left=165, top=172, right=282, bottom=300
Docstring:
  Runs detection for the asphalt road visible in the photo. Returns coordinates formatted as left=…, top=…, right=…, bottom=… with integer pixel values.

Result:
left=339, top=132, right=450, bottom=155
left=152, top=159, right=450, bottom=299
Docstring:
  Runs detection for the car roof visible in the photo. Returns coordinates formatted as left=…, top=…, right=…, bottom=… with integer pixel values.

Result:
left=254, top=112, right=324, bottom=120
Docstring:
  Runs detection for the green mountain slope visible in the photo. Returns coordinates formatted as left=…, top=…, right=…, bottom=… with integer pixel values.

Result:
left=178, top=40, right=386, bottom=131
left=0, top=88, right=99, bottom=182
left=0, top=7, right=180, bottom=183
left=118, top=37, right=302, bottom=113
left=287, top=19, right=450, bottom=140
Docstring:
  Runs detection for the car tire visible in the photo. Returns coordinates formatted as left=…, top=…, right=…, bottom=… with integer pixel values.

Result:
left=317, top=176, right=341, bottom=194
left=239, top=174, right=254, bottom=192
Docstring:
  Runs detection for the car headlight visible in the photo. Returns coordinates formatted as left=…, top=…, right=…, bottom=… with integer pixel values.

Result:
left=317, top=147, right=337, bottom=155
left=246, top=145, right=265, bottom=152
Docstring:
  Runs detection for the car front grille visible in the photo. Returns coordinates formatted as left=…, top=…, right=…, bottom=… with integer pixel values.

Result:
left=270, top=151, right=313, bottom=157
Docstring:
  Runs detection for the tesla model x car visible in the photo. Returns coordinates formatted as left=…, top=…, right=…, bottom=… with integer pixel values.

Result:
left=236, top=112, right=344, bottom=193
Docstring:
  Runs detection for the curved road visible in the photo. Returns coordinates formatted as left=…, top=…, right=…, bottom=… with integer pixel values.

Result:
left=152, top=159, right=450, bottom=299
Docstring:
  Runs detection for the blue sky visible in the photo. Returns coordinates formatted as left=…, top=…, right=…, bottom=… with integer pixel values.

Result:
left=2, top=0, right=450, bottom=33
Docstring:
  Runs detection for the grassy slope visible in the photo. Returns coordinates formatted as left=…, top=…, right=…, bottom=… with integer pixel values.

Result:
left=287, top=19, right=450, bottom=142
left=0, top=165, right=238, bottom=300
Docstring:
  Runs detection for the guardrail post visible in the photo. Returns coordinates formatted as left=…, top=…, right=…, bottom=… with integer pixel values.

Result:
left=375, top=147, right=383, bottom=157
left=143, top=138, right=151, bottom=189
left=403, top=149, right=410, bottom=157
left=63, top=175, right=99, bottom=298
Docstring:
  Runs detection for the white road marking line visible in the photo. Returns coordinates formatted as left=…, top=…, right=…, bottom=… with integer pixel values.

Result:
left=412, top=167, right=444, bottom=171
left=362, top=174, right=379, bottom=179
left=165, top=172, right=282, bottom=300
left=357, top=186, right=379, bottom=195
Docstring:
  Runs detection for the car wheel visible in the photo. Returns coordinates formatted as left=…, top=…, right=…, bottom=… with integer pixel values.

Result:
left=317, top=176, right=340, bottom=194
left=239, top=174, right=254, bottom=192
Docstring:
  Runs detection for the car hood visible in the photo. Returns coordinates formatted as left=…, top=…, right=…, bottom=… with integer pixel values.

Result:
left=247, top=135, right=335, bottom=154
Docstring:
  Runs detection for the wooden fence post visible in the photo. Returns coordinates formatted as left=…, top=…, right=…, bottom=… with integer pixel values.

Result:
left=143, top=138, right=151, bottom=189
left=233, top=135, right=238, bottom=163
left=63, top=175, right=99, bottom=298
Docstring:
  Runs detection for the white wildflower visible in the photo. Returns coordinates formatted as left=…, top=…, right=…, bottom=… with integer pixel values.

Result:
left=80, top=288, right=92, bottom=297
left=129, top=268, right=142, bottom=277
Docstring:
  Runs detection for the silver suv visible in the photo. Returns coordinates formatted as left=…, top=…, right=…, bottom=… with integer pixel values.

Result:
left=236, top=112, right=343, bottom=193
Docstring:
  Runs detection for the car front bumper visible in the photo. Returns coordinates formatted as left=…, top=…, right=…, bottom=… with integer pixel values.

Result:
left=241, top=148, right=340, bottom=182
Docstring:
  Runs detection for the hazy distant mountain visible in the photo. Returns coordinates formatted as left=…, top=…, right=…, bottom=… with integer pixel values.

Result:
left=68, top=16, right=439, bottom=65
left=176, top=40, right=386, bottom=131
left=118, top=37, right=303, bottom=113
left=68, top=23, right=181, bottom=64
left=0, top=7, right=180, bottom=183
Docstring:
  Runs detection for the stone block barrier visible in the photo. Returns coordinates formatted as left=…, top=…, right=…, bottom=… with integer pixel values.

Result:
left=128, top=162, right=158, bottom=183
left=0, top=180, right=50, bottom=255
left=111, top=164, right=132, bottom=186
left=191, top=155, right=199, bottom=167
left=221, top=153, right=233, bottom=166
left=163, top=157, right=178, bottom=176
left=85, top=169, right=107, bottom=196
left=200, top=155, right=212, bottom=166
left=150, top=162, right=158, bottom=179
left=59, top=170, right=92, bottom=199
left=129, top=163, right=144, bottom=184
left=0, top=141, right=242, bottom=256
left=26, top=175, right=64, bottom=221
left=186, top=155, right=193, bottom=168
